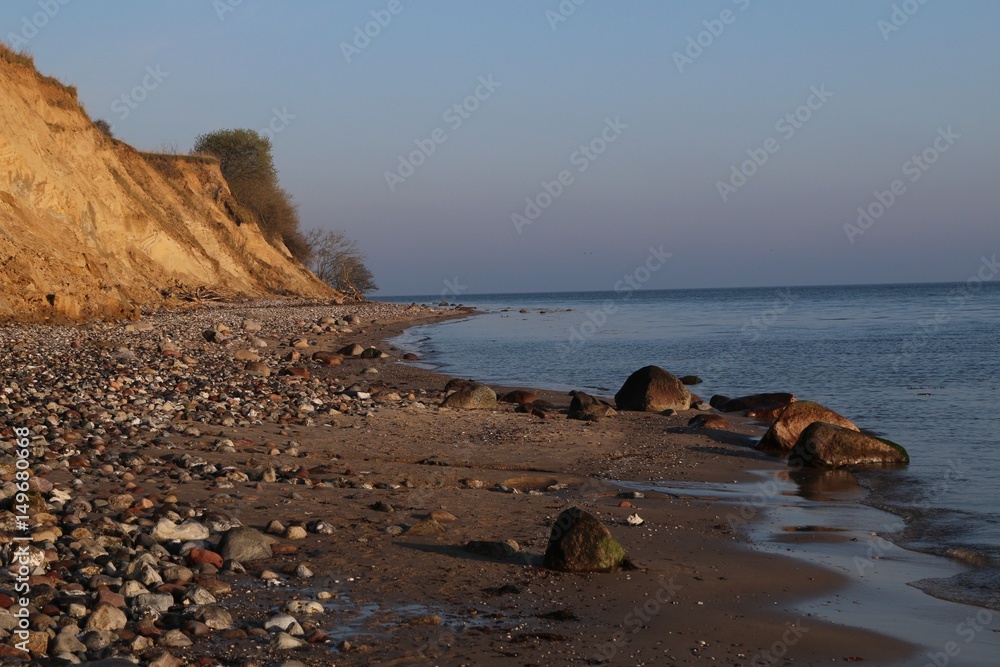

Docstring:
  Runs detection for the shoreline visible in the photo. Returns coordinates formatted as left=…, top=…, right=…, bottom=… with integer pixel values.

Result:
left=384, top=305, right=1000, bottom=665
left=0, top=299, right=926, bottom=665
left=371, top=309, right=928, bottom=665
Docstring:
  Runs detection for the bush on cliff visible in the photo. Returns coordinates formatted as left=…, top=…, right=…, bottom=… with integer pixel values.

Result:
left=193, top=129, right=311, bottom=263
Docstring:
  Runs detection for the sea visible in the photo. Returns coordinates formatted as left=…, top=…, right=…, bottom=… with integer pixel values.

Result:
left=384, top=282, right=1000, bottom=658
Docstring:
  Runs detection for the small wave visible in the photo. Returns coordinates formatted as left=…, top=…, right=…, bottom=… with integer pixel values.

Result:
left=911, top=569, right=1000, bottom=611
left=944, top=547, right=994, bottom=568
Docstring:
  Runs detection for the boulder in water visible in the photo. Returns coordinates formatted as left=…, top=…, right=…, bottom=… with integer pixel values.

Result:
left=718, top=392, right=796, bottom=413
left=789, top=422, right=909, bottom=468
left=757, top=400, right=858, bottom=452
left=709, top=394, right=732, bottom=409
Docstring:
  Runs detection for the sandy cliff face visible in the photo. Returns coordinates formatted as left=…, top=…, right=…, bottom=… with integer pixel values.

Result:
left=0, top=54, right=333, bottom=322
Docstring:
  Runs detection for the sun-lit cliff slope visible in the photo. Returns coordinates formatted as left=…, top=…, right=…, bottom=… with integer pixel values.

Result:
left=0, top=47, right=333, bottom=321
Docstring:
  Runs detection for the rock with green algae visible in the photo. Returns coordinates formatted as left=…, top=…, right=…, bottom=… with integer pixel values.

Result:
left=789, top=421, right=909, bottom=469
left=543, top=507, right=630, bottom=573
left=440, top=383, right=497, bottom=410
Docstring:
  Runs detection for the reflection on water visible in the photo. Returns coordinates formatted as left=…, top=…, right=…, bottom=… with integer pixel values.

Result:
left=789, top=468, right=864, bottom=500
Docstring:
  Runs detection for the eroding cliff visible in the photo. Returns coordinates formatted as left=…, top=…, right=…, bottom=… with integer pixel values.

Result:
left=0, top=47, right=333, bottom=321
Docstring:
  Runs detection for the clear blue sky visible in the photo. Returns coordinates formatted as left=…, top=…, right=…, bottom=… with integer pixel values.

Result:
left=4, top=1, right=998, bottom=296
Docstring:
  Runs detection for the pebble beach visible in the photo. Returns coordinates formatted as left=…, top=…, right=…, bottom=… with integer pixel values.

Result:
left=0, top=300, right=920, bottom=666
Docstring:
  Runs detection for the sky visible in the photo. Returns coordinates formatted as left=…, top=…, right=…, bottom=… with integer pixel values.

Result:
left=3, top=0, right=998, bottom=296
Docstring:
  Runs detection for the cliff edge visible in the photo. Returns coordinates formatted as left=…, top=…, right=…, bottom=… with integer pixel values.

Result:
left=0, top=47, right=334, bottom=322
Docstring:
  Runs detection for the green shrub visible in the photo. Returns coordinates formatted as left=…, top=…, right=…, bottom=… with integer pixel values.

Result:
left=193, top=129, right=311, bottom=263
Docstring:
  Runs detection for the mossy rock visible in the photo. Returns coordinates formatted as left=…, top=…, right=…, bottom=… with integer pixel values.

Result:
left=441, top=384, right=496, bottom=410
left=789, top=422, right=909, bottom=469
left=543, top=507, right=629, bottom=573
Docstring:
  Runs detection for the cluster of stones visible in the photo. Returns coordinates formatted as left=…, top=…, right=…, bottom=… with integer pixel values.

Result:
left=0, top=301, right=442, bottom=663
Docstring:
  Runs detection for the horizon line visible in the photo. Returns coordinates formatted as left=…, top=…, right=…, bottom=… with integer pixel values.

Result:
left=376, top=278, right=987, bottom=300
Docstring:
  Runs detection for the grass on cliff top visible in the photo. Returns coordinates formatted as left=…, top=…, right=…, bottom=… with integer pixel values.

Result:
left=140, top=151, right=219, bottom=165
left=0, top=40, right=79, bottom=100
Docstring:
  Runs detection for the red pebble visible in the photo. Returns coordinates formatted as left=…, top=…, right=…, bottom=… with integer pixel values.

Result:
left=188, top=548, right=224, bottom=568
left=97, top=587, right=126, bottom=608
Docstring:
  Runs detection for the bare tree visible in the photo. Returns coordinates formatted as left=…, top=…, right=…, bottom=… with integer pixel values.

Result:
left=306, top=229, right=377, bottom=297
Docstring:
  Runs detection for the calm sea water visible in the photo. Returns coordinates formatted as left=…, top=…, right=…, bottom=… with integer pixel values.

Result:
left=383, top=283, right=1000, bottom=610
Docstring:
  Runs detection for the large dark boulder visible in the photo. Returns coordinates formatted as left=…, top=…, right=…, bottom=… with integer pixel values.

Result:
left=709, top=395, right=732, bottom=409
left=543, top=507, right=629, bottom=573
left=757, top=401, right=857, bottom=452
left=717, top=392, right=796, bottom=413
left=568, top=391, right=616, bottom=421
left=614, top=366, right=692, bottom=412
left=441, top=383, right=497, bottom=410
left=789, top=422, right=909, bottom=469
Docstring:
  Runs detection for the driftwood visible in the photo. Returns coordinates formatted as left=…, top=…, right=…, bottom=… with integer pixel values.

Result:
left=161, top=285, right=229, bottom=303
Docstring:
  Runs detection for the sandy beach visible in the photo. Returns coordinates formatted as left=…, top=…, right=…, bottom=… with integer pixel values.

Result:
left=0, top=300, right=923, bottom=666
